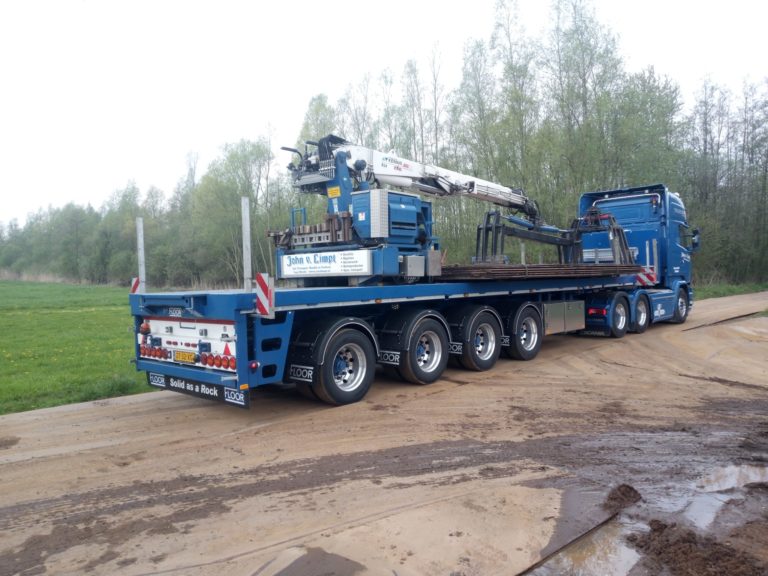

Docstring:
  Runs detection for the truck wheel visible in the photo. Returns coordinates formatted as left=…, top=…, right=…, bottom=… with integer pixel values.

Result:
left=506, top=306, right=542, bottom=361
left=632, top=295, right=650, bottom=334
left=315, top=329, right=375, bottom=405
left=610, top=294, right=629, bottom=338
left=672, top=288, right=689, bottom=324
left=460, top=311, right=502, bottom=371
left=400, top=318, right=449, bottom=385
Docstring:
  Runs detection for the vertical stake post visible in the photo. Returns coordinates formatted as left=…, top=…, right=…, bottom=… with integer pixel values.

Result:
left=241, top=197, right=253, bottom=290
left=136, top=217, right=146, bottom=293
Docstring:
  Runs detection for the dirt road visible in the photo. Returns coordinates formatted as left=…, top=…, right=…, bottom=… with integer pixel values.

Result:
left=1, top=292, right=767, bottom=576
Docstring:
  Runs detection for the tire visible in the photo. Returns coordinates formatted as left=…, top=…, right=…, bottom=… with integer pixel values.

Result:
left=314, top=329, right=375, bottom=405
left=672, top=287, right=690, bottom=324
left=459, top=311, right=502, bottom=371
left=399, top=318, right=449, bottom=385
left=632, top=295, right=650, bottom=334
left=506, top=306, right=543, bottom=361
left=610, top=294, right=629, bottom=338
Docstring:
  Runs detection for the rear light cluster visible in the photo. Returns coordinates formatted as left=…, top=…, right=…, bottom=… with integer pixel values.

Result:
left=139, top=345, right=236, bottom=371
left=140, top=345, right=170, bottom=359
left=200, top=353, right=236, bottom=370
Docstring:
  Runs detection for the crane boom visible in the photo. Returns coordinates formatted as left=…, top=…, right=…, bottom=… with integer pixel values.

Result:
left=286, top=135, right=539, bottom=221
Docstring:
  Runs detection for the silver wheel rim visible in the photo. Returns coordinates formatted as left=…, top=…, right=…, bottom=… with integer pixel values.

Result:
left=474, top=322, right=497, bottom=361
left=678, top=295, right=687, bottom=318
left=615, top=302, right=627, bottom=331
left=637, top=299, right=648, bottom=327
left=415, top=330, right=442, bottom=373
left=332, top=342, right=367, bottom=392
left=520, top=317, right=539, bottom=352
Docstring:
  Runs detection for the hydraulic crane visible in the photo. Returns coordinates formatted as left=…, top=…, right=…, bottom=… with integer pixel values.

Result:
left=273, top=135, right=633, bottom=286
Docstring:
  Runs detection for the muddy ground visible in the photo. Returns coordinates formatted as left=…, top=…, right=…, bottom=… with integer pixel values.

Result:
left=1, top=292, right=767, bottom=576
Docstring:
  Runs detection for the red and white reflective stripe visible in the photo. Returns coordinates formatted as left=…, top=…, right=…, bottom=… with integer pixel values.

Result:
left=130, top=277, right=141, bottom=293
left=255, top=273, right=273, bottom=316
left=636, top=270, right=657, bottom=286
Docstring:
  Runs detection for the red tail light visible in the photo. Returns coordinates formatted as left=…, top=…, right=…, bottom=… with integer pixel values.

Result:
left=214, top=355, right=222, bottom=368
left=207, top=355, right=215, bottom=367
left=588, top=308, right=607, bottom=316
left=200, top=352, right=208, bottom=365
left=228, top=357, right=236, bottom=370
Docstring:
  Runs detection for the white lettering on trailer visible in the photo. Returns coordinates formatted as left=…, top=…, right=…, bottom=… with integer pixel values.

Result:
left=654, top=304, right=667, bottom=318
left=281, top=250, right=372, bottom=278
left=168, top=307, right=183, bottom=317
left=148, top=373, right=166, bottom=387
left=289, top=364, right=314, bottom=382
left=378, top=351, right=401, bottom=365
left=224, top=389, right=246, bottom=406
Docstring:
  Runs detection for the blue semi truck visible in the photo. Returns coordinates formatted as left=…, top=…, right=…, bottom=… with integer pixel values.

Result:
left=129, top=136, right=699, bottom=408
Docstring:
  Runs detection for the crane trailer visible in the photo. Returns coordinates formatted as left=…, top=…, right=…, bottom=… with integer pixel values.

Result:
left=129, top=135, right=700, bottom=408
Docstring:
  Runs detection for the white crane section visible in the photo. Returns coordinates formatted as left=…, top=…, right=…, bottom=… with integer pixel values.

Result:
left=339, top=144, right=531, bottom=210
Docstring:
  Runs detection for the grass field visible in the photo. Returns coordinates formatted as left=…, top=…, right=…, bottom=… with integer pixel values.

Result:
left=0, top=281, right=147, bottom=415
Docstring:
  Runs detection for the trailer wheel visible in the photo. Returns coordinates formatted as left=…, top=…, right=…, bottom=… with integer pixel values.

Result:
left=315, top=329, right=375, bottom=405
left=610, top=294, right=629, bottom=338
left=460, top=311, right=502, bottom=371
left=506, top=306, right=542, bottom=361
left=400, top=318, right=449, bottom=385
left=672, top=287, right=689, bottom=324
left=632, top=295, right=650, bottom=334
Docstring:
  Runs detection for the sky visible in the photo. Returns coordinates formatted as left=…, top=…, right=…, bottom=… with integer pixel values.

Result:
left=0, top=0, right=765, bottom=227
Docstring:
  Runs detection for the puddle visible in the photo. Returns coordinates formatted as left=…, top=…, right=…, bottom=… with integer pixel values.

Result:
left=682, top=464, right=768, bottom=529
left=528, top=518, right=643, bottom=576
left=528, top=465, right=768, bottom=575
left=696, top=464, right=768, bottom=492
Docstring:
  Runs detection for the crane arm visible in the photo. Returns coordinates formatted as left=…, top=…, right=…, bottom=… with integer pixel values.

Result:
left=287, top=135, right=539, bottom=221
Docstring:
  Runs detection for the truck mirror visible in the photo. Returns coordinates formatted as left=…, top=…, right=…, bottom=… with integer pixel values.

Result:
left=691, top=228, right=701, bottom=252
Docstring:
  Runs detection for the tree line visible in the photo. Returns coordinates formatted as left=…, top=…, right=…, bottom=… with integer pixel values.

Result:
left=1, top=0, right=766, bottom=286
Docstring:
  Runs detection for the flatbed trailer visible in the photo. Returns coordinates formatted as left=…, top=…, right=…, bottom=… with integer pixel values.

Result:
left=130, top=264, right=689, bottom=409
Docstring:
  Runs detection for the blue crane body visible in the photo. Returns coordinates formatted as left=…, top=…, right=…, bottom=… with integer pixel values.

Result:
left=129, top=136, right=699, bottom=408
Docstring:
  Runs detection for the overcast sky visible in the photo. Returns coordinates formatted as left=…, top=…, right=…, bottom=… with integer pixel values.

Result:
left=1, top=0, right=765, bottom=226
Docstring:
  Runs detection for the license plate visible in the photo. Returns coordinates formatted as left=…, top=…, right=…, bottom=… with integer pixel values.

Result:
left=174, top=350, right=197, bottom=364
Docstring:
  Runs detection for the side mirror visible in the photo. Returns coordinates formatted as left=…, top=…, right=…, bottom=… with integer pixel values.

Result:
left=691, top=228, right=701, bottom=253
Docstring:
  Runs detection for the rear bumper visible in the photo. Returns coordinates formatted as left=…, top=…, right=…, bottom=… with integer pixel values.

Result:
left=145, top=370, right=249, bottom=408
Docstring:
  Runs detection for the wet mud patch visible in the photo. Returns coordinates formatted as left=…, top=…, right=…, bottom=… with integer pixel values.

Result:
left=627, top=519, right=766, bottom=576
left=602, top=483, right=641, bottom=514
left=0, top=436, right=20, bottom=449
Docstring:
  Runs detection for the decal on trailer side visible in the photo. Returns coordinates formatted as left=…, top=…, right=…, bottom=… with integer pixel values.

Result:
left=289, top=364, right=314, bottom=382
left=378, top=350, right=401, bottom=365
left=145, top=373, right=249, bottom=409
left=148, top=372, right=166, bottom=388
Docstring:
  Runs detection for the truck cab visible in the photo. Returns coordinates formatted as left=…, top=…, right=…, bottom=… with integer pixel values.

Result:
left=579, top=183, right=699, bottom=327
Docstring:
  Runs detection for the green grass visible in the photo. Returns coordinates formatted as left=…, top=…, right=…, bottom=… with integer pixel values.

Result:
left=695, top=283, right=768, bottom=300
left=0, top=281, right=147, bottom=415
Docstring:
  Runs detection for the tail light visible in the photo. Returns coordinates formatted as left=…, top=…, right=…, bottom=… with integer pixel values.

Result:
left=228, top=357, right=236, bottom=370
left=214, top=355, right=222, bottom=368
